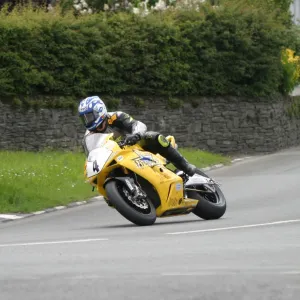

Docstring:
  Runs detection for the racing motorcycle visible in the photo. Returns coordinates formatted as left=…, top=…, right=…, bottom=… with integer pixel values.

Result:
left=83, top=133, right=227, bottom=226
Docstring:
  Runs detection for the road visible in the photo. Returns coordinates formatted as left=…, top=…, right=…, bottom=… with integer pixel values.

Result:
left=0, top=147, right=300, bottom=300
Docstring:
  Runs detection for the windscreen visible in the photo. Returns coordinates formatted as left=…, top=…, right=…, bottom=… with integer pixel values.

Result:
left=83, top=133, right=110, bottom=155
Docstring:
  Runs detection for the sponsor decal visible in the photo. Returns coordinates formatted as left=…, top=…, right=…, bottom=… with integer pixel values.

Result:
left=132, top=150, right=159, bottom=168
left=93, top=160, right=100, bottom=172
left=176, top=183, right=182, bottom=191
left=108, top=114, right=117, bottom=124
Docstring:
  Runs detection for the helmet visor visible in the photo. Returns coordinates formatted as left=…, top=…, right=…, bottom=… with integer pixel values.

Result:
left=80, top=112, right=97, bottom=127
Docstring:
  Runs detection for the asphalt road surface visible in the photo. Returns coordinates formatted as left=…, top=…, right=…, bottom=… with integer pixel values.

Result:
left=1, top=147, right=300, bottom=300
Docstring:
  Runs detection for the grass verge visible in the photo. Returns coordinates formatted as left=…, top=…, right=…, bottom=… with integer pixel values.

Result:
left=0, top=149, right=230, bottom=213
left=179, top=148, right=231, bottom=168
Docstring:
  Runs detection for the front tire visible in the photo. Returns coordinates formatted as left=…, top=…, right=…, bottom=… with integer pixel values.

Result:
left=188, top=185, right=226, bottom=220
left=105, top=180, right=157, bottom=226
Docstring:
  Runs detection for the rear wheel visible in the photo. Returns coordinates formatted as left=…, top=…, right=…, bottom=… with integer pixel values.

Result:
left=105, top=180, right=157, bottom=226
left=188, top=185, right=226, bottom=220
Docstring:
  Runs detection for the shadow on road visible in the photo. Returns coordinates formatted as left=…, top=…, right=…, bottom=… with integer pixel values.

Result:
left=80, top=218, right=207, bottom=230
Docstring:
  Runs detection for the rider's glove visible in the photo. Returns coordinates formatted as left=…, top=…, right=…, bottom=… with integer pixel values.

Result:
left=124, top=133, right=141, bottom=146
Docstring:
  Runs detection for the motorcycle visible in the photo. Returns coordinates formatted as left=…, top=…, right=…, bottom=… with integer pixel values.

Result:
left=83, top=132, right=227, bottom=226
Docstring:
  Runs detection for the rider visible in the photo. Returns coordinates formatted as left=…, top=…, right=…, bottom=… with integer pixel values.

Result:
left=78, top=96, right=197, bottom=176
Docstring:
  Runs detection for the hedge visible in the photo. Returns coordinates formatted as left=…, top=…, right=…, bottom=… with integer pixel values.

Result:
left=0, top=3, right=298, bottom=100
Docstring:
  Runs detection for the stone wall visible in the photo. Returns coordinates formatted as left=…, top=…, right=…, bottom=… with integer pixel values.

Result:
left=1, top=96, right=300, bottom=154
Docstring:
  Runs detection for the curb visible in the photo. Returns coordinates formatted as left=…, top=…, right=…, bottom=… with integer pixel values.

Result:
left=0, top=197, right=103, bottom=224
left=0, top=156, right=251, bottom=224
left=201, top=156, right=251, bottom=172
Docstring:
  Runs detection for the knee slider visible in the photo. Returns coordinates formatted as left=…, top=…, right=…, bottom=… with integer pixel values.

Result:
left=157, top=134, right=170, bottom=148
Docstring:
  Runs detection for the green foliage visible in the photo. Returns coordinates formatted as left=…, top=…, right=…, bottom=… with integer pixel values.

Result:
left=281, top=49, right=300, bottom=94
left=0, top=3, right=298, bottom=103
left=105, top=96, right=120, bottom=110
left=282, top=67, right=297, bottom=94
left=3, top=95, right=78, bottom=111
left=167, top=97, right=183, bottom=109
left=272, top=0, right=293, bottom=12
left=221, top=0, right=293, bottom=27
left=224, top=0, right=293, bottom=12
left=287, top=96, right=300, bottom=118
left=173, top=6, right=290, bottom=96
left=133, top=96, right=145, bottom=107
left=86, top=0, right=108, bottom=11
left=59, top=0, right=76, bottom=14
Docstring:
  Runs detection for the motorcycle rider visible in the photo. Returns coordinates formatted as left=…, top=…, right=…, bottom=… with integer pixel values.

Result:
left=78, top=96, right=197, bottom=176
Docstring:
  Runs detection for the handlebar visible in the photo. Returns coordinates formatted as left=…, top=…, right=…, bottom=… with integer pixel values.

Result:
left=117, top=140, right=127, bottom=148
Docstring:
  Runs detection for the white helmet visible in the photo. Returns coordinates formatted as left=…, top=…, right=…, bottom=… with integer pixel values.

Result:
left=78, top=96, right=108, bottom=131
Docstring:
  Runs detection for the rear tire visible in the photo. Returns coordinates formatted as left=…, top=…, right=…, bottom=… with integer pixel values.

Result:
left=189, top=185, right=226, bottom=220
left=105, top=180, right=157, bottom=226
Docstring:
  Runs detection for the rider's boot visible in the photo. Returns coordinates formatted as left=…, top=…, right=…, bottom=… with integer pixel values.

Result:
left=160, top=146, right=197, bottom=176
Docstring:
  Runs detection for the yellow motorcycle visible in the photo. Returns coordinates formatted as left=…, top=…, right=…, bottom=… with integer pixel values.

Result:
left=83, top=133, right=226, bottom=226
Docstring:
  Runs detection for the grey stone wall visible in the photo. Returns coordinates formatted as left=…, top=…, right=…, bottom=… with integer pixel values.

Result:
left=0, top=102, right=85, bottom=152
left=1, top=96, right=300, bottom=154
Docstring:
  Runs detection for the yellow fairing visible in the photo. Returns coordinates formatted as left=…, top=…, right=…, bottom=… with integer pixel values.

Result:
left=84, top=137, right=198, bottom=218
left=116, top=151, right=198, bottom=217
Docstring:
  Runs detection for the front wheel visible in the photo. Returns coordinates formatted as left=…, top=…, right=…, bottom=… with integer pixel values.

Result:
left=105, top=180, right=157, bottom=226
left=188, top=185, right=226, bottom=220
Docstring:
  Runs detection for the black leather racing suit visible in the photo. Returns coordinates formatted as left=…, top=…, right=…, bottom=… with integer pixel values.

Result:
left=84, top=111, right=197, bottom=176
